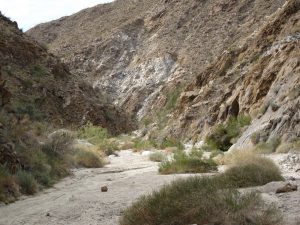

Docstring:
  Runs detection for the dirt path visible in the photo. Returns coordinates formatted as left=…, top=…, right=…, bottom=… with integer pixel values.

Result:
left=0, top=151, right=299, bottom=225
left=0, top=151, right=191, bottom=225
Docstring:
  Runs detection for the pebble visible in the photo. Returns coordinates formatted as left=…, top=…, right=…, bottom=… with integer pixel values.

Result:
left=101, top=186, right=108, bottom=192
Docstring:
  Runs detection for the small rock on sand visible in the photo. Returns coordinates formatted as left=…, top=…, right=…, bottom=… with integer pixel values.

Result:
left=101, top=186, right=108, bottom=192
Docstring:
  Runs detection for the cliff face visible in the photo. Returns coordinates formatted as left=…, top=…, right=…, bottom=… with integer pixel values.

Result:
left=27, top=0, right=286, bottom=119
left=170, top=0, right=300, bottom=147
left=0, top=13, right=135, bottom=134
left=27, top=0, right=299, bottom=147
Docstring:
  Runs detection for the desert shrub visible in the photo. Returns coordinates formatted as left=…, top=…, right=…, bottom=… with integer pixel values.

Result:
left=74, top=150, right=104, bottom=168
left=222, top=162, right=283, bottom=188
left=30, top=64, right=48, bottom=77
left=42, top=130, right=75, bottom=157
left=101, top=139, right=119, bottom=156
left=25, top=149, right=53, bottom=187
left=120, top=176, right=282, bottom=225
left=159, top=150, right=217, bottom=174
left=0, top=165, right=19, bottom=202
left=206, top=115, right=251, bottom=152
left=276, top=139, right=300, bottom=153
left=149, top=152, right=166, bottom=162
left=78, top=123, right=122, bottom=155
left=254, top=136, right=281, bottom=154
left=160, top=137, right=184, bottom=150
left=220, top=150, right=283, bottom=187
left=16, top=170, right=38, bottom=195
left=165, top=86, right=183, bottom=111
left=133, top=138, right=155, bottom=151
left=13, top=101, right=44, bottom=120
left=77, top=123, right=108, bottom=145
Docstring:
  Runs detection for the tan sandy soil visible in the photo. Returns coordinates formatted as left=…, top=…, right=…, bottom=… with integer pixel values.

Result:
left=0, top=151, right=299, bottom=225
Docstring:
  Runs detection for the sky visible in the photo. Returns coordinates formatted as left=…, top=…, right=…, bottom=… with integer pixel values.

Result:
left=0, top=0, right=113, bottom=31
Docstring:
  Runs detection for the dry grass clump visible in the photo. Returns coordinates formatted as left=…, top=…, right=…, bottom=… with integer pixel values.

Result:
left=120, top=176, right=282, bottom=225
left=42, top=129, right=76, bottom=157
left=73, top=146, right=105, bottom=168
left=219, top=150, right=283, bottom=187
left=276, top=139, right=300, bottom=153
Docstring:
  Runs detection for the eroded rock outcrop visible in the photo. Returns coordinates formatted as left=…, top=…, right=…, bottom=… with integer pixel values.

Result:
left=168, top=0, right=300, bottom=146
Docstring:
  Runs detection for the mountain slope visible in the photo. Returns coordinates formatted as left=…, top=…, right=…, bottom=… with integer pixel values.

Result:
left=27, top=0, right=299, bottom=149
left=27, top=0, right=286, bottom=119
left=169, top=0, right=300, bottom=148
left=0, top=12, right=135, bottom=134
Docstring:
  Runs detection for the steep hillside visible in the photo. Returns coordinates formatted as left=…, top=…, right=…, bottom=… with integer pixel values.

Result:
left=28, top=0, right=299, bottom=150
left=28, top=0, right=286, bottom=120
left=0, top=12, right=136, bottom=202
left=0, top=12, right=135, bottom=134
left=169, top=0, right=300, bottom=148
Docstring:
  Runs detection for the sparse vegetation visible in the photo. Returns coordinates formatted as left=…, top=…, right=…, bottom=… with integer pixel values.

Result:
left=30, top=64, right=48, bottom=77
left=276, top=139, right=300, bottom=153
left=77, top=122, right=109, bottom=145
left=160, top=137, right=184, bottom=150
left=74, top=149, right=105, bottom=168
left=42, top=130, right=76, bottom=157
left=149, top=152, right=166, bottom=162
left=13, top=100, right=44, bottom=120
left=122, top=151, right=282, bottom=225
left=16, top=171, right=38, bottom=195
left=77, top=123, right=119, bottom=155
left=120, top=176, right=282, bottom=225
left=131, top=136, right=184, bottom=152
left=0, top=165, right=19, bottom=203
left=159, top=150, right=217, bottom=174
left=133, top=138, right=155, bottom=151
left=254, top=136, right=281, bottom=154
left=205, top=115, right=251, bottom=151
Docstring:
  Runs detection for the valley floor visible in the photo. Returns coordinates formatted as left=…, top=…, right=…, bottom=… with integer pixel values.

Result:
left=0, top=151, right=299, bottom=225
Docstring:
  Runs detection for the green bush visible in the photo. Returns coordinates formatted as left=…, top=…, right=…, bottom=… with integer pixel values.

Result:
left=16, top=171, right=38, bottom=195
left=159, top=150, right=217, bottom=174
left=206, top=115, right=251, bottom=151
left=77, top=123, right=109, bottom=145
left=133, top=138, right=155, bottom=151
left=120, top=176, right=282, bottom=225
left=149, top=152, right=166, bottom=162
